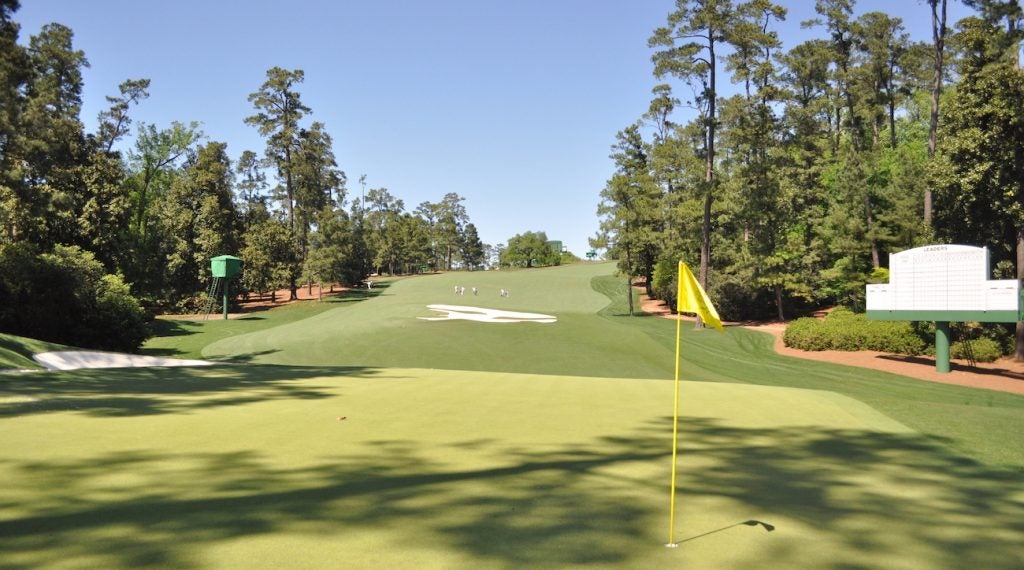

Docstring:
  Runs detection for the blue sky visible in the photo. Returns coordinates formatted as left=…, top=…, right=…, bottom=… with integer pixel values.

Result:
left=17, top=1, right=974, bottom=257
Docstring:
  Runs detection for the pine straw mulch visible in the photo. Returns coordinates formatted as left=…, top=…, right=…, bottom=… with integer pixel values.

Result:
left=636, top=287, right=1024, bottom=396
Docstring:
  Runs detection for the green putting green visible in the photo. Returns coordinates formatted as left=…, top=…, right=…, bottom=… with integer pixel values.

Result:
left=2, top=262, right=1023, bottom=568
left=3, top=365, right=1020, bottom=569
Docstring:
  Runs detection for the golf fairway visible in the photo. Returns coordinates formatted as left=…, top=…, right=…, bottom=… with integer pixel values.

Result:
left=3, top=263, right=1023, bottom=568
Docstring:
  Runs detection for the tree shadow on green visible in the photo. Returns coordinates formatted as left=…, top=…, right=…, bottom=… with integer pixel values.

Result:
left=142, top=285, right=390, bottom=360
left=0, top=364, right=382, bottom=418
left=1, top=417, right=1021, bottom=568
left=672, top=417, right=1023, bottom=569
left=146, top=319, right=198, bottom=339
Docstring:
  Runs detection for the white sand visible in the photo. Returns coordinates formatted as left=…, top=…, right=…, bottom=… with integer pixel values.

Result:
left=419, top=305, right=556, bottom=323
left=33, top=351, right=213, bottom=371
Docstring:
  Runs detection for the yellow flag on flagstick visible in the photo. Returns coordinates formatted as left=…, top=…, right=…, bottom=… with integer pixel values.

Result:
left=667, top=260, right=724, bottom=548
left=676, top=261, right=724, bottom=332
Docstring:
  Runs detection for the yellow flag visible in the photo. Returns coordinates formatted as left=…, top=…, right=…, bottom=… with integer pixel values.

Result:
left=677, top=261, right=724, bottom=332
left=666, top=261, right=724, bottom=546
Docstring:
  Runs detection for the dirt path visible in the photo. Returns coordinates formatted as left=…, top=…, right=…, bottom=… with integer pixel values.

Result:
left=637, top=287, right=1024, bottom=396
left=161, top=284, right=350, bottom=320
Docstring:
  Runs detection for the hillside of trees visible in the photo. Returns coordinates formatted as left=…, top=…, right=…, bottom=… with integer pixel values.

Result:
left=592, top=0, right=1024, bottom=354
left=0, top=1, right=501, bottom=350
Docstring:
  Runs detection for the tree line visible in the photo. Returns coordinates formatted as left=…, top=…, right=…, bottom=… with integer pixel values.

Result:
left=593, top=0, right=1024, bottom=353
left=0, top=1, right=504, bottom=350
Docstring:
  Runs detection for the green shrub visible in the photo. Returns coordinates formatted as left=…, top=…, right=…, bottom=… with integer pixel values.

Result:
left=952, top=322, right=1014, bottom=358
left=650, top=259, right=677, bottom=311
left=951, top=338, right=1003, bottom=363
left=782, top=317, right=832, bottom=351
left=0, top=244, right=151, bottom=352
left=783, top=308, right=928, bottom=355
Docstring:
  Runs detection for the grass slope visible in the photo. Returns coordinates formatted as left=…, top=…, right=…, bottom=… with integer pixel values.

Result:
left=0, top=333, right=71, bottom=370
left=2, top=365, right=1020, bottom=569
left=143, top=287, right=379, bottom=360
left=149, top=263, right=1024, bottom=470
left=198, top=264, right=667, bottom=377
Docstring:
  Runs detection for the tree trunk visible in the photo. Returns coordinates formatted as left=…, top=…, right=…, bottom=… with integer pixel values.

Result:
left=1017, top=228, right=1024, bottom=359
left=926, top=0, right=947, bottom=226
left=888, top=100, right=897, bottom=149
left=697, top=33, right=718, bottom=330
left=137, top=168, right=156, bottom=239
left=775, top=284, right=785, bottom=322
left=626, top=275, right=634, bottom=317
left=285, top=146, right=294, bottom=231
left=864, top=165, right=881, bottom=268
left=625, top=246, right=634, bottom=317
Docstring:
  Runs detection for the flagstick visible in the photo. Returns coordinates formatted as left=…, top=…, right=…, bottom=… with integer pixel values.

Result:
left=666, top=293, right=683, bottom=548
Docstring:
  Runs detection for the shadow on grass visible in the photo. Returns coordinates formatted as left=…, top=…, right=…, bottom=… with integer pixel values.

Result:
left=677, top=519, right=776, bottom=544
left=1, top=416, right=1021, bottom=568
left=143, top=285, right=391, bottom=359
left=0, top=364, right=381, bottom=418
left=146, top=319, right=196, bottom=339
left=877, top=353, right=1024, bottom=381
left=339, top=282, right=390, bottom=302
left=217, top=349, right=281, bottom=364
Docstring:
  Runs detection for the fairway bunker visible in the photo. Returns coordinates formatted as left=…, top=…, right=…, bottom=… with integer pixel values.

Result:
left=33, top=351, right=213, bottom=371
left=419, top=305, right=556, bottom=323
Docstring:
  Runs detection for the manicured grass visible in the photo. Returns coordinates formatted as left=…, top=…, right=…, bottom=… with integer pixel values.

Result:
left=591, top=274, right=1024, bottom=471
left=197, top=264, right=651, bottom=375
left=3, top=365, right=1021, bottom=569
left=150, top=263, right=1024, bottom=470
left=3, top=262, right=1023, bottom=568
left=143, top=285, right=386, bottom=360
left=0, top=333, right=71, bottom=370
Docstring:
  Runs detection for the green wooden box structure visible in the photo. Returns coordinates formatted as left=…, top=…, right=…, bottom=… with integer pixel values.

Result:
left=206, top=255, right=243, bottom=320
left=211, top=255, right=242, bottom=279
left=866, top=245, right=1023, bottom=372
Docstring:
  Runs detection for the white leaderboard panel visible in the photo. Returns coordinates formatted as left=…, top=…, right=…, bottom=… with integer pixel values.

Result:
left=866, top=245, right=1020, bottom=318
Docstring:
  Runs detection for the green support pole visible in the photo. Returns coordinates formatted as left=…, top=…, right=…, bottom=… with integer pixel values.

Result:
left=223, top=279, right=229, bottom=320
left=935, top=321, right=951, bottom=373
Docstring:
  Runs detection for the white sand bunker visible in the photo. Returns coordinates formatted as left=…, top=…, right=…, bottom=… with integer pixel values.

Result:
left=419, top=305, right=556, bottom=324
left=33, top=351, right=213, bottom=371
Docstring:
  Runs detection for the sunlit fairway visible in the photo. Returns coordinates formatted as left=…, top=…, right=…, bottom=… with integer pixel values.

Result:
left=2, top=262, right=1023, bottom=569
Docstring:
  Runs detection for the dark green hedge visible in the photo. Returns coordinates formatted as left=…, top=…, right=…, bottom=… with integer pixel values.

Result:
left=782, top=308, right=929, bottom=355
left=0, top=243, right=151, bottom=352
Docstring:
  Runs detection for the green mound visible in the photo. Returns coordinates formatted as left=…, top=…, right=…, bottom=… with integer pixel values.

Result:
left=0, top=332, right=71, bottom=370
